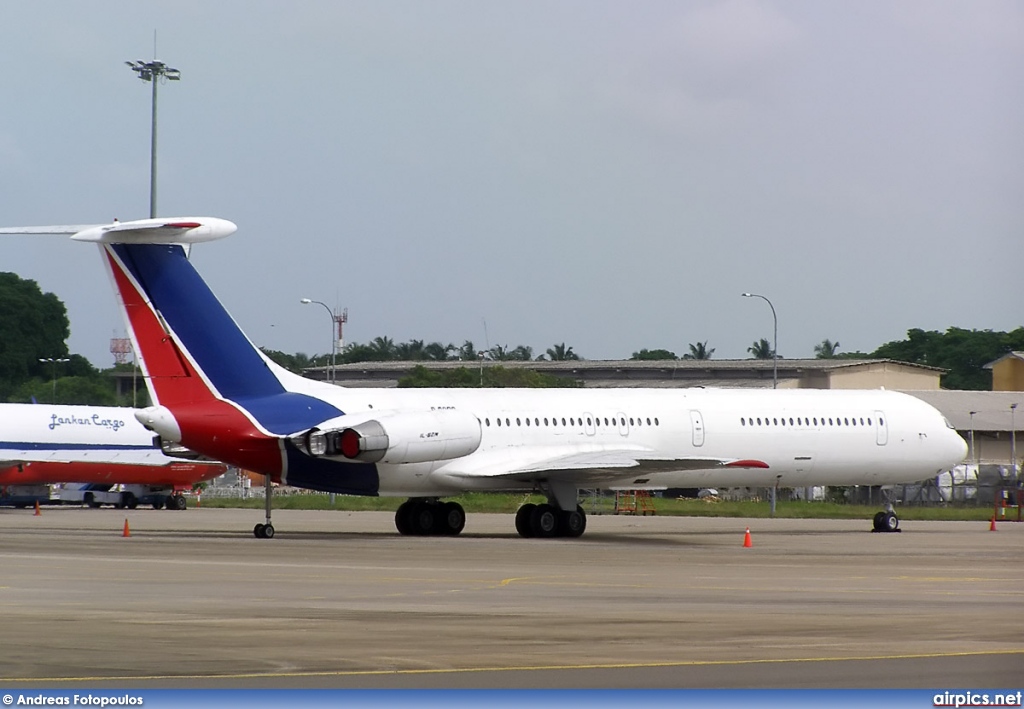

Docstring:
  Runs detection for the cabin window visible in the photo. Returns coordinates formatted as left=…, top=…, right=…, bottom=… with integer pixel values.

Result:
left=587, top=418, right=592, bottom=426
left=654, top=417, right=660, bottom=426
left=741, top=417, right=746, bottom=426
left=516, top=418, right=521, bottom=426
left=485, top=418, right=490, bottom=426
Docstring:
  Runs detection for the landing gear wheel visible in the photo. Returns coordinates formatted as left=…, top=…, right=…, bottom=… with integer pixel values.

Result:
left=559, top=506, right=587, bottom=538
left=515, top=503, right=537, bottom=538
left=530, top=504, right=559, bottom=538
left=170, top=494, right=187, bottom=511
left=440, top=501, right=466, bottom=536
left=872, top=511, right=886, bottom=531
left=262, top=524, right=275, bottom=539
left=410, top=501, right=437, bottom=536
left=872, top=510, right=900, bottom=533
left=254, top=523, right=266, bottom=538
left=395, top=501, right=413, bottom=535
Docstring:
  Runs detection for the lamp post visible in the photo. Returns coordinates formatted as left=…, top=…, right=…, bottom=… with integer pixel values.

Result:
left=126, top=59, right=180, bottom=218
left=301, top=299, right=336, bottom=383
left=38, top=357, right=70, bottom=403
left=1012, top=403, right=1018, bottom=481
left=741, top=292, right=777, bottom=389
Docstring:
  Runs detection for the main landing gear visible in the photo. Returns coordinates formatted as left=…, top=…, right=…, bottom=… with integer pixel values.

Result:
left=514, top=502, right=587, bottom=538
left=871, top=509, right=900, bottom=533
left=253, top=473, right=275, bottom=539
left=394, top=498, right=466, bottom=536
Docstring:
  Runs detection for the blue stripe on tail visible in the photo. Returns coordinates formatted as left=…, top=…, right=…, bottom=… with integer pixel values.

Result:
left=112, top=244, right=342, bottom=434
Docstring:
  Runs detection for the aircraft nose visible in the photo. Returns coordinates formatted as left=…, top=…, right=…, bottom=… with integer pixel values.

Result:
left=947, top=430, right=968, bottom=465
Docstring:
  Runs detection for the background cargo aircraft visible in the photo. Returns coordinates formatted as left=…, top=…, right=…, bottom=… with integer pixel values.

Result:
left=0, top=402, right=227, bottom=509
left=2, top=217, right=967, bottom=538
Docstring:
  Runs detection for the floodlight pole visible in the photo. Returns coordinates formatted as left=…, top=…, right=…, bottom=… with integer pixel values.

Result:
left=301, top=299, right=337, bottom=383
left=741, top=292, right=778, bottom=389
left=38, top=357, right=70, bottom=403
left=126, top=60, right=181, bottom=218
left=1012, top=403, right=1018, bottom=480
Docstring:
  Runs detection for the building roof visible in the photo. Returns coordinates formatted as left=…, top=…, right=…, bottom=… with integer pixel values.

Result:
left=983, top=351, right=1024, bottom=369
left=324, top=357, right=944, bottom=375
left=902, top=390, right=1024, bottom=432
left=316, top=358, right=945, bottom=389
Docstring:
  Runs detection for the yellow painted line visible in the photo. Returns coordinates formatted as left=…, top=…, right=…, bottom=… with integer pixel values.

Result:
left=3, top=648, right=1023, bottom=684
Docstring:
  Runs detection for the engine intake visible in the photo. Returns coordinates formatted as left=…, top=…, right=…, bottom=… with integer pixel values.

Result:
left=300, top=409, right=482, bottom=464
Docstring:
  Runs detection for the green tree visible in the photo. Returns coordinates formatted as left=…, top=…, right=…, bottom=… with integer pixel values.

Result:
left=683, top=341, right=715, bottom=360
left=261, top=348, right=316, bottom=374
left=423, top=341, right=455, bottom=361
left=368, top=336, right=397, bottom=361
left=540, top=342, right=580, bottom=361
left=489, top=344, right=534, bottom=361
left=813, top=339, right=841, bottom=359
left=339, top=342, right=378, bottom=364
left=872, top=327, right=1024, bottom=390
left=748, top=338, right=775, bottom=360
left=631, top=348, right=677, bottom=360
left=0, top=272, right=70, bottom=400
left=395, top=339, right=426, bottom=360
left=456, top=340, right=480, bottom=361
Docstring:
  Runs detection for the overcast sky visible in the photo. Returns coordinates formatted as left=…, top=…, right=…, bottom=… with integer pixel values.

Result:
left=1, top=1, right=1021, bottom=368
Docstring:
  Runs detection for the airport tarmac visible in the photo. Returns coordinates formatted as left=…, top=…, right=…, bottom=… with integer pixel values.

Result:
left=0, top=506, right=1020, bottom=688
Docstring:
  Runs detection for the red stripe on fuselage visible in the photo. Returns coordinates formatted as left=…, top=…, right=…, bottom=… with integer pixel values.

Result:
left=105, top=248, right=285, bottom=478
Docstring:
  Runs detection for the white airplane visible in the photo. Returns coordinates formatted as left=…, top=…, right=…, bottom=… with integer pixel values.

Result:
left=0, top=402, right=227, bottom=509
left=1, top=217, right=968, bottom=538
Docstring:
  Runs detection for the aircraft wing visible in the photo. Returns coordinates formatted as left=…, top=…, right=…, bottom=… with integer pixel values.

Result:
left=0, top=448, right=184, bottom=468
left=434, top=446, right=768, bottom=486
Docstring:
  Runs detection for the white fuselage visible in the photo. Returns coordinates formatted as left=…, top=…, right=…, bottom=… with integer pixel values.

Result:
left=272, top=373, right=967, bottom=497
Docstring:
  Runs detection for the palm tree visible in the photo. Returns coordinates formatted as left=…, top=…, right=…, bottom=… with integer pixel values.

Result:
left=395, top=339, right=426, bottom=360
left=368, top=336, right=397, bottom=361
left=542, top=342, right=580, bottom=361
left=423, top=341, right=455, bottom=361
left=813, top=339, right=841, bottom=359
left=683, top=341, right=715, bottom=360
left=457, top=340, right=479, bottom=361
left=748, top=338, right=774, bottom=360
left=509, top=345, right=533, bottom=361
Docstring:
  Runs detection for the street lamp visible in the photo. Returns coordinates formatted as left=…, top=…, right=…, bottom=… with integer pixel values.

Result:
left=741, top=292, right=778, bottom=389
left=126, top=59, right=180, bottom=218
left=38, top=357, right=70, bottom=403
left=301, top=299, right=336, bottom=383
left=1012, top=403, right=1018, bottom=481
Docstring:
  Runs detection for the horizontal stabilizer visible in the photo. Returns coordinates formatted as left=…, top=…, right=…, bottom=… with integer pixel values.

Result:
left=0, top=217, right=236, bottom=244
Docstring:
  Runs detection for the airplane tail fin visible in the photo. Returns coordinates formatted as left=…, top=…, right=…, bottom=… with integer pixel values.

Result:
left=97, top=220, right=342, bottom=438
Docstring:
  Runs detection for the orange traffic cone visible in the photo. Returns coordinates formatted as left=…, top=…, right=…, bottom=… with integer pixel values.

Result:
left=122, top=518, right=131, bottom=537
left=989, top=517, right=997, bottom=532
left=34, top=500, right=41, bottom=516
left=743, top=527, right=752, bottom=548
